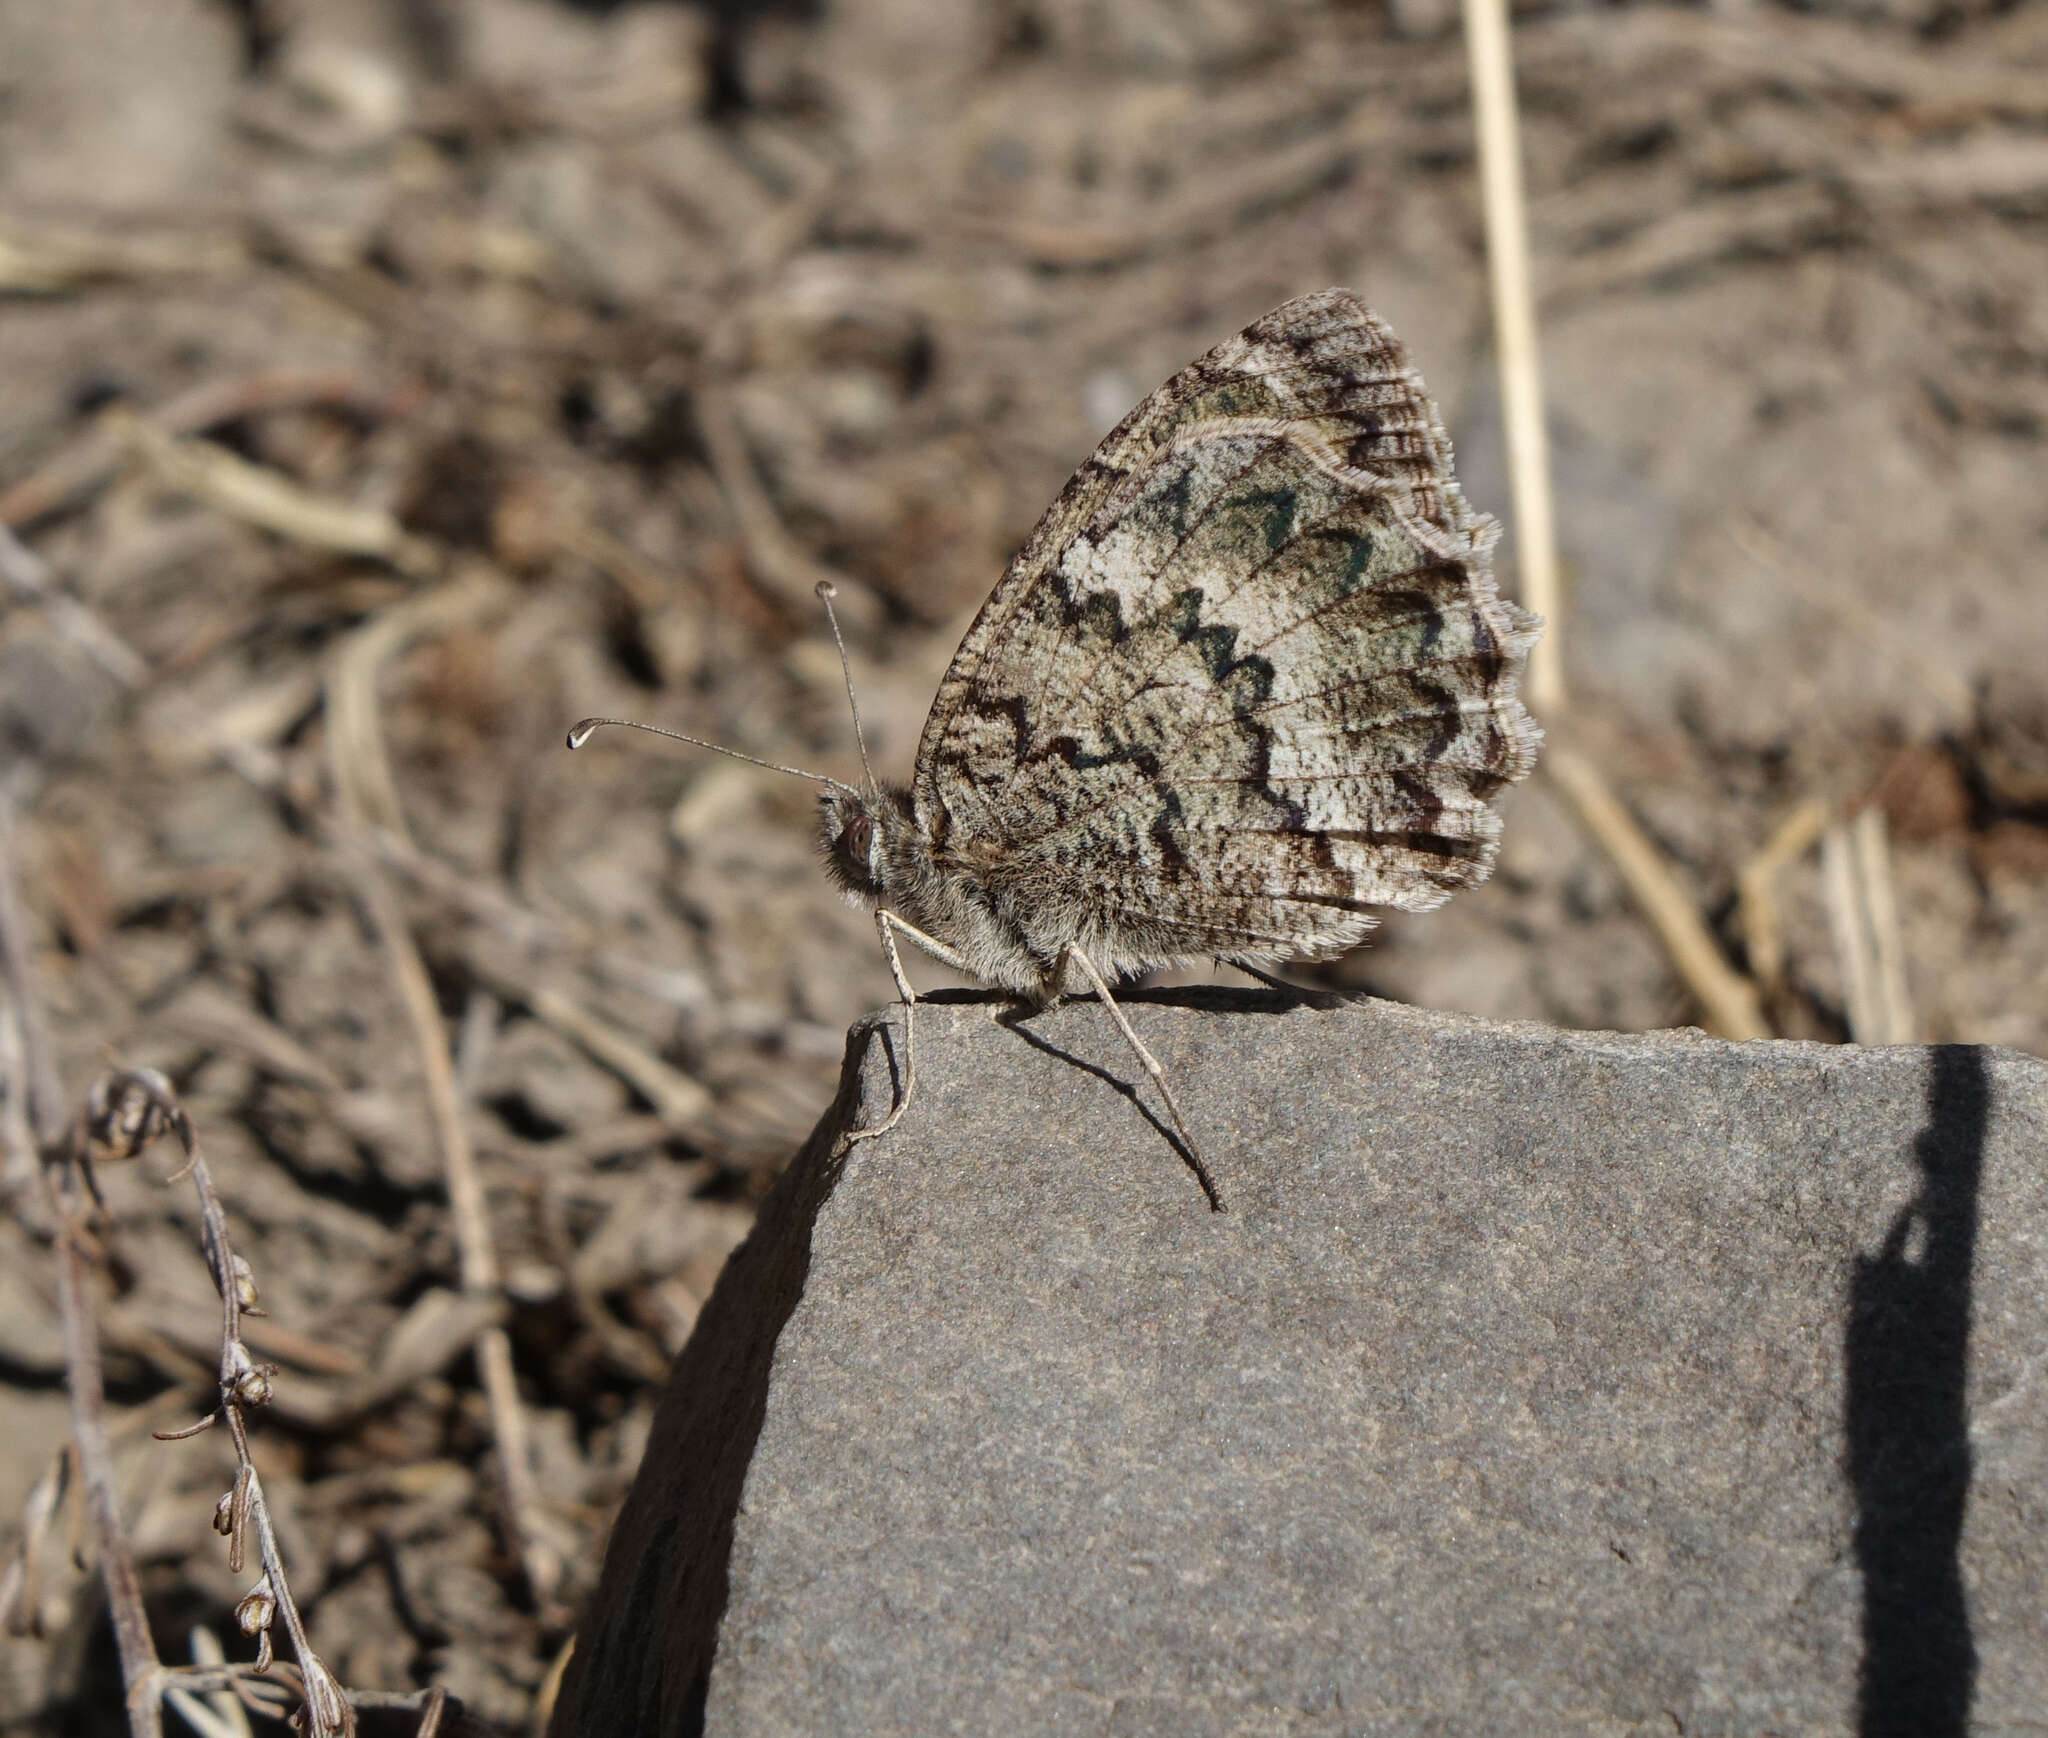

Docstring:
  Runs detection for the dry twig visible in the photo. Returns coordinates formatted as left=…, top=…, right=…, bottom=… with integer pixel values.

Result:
left=325, top=583, right=567, bottom=1617
left=1822, top=806, right=1917, bottom=1045
left=0, top=368, right=417, bottom=531
left=122, top=1068, right=355, bottom=1738
left=109, top=409, right=442, bottom=581
left=0, top=520, right=150, bottom=687
left=1736, top=799, right=1832, bottom=998
left=1545, top=749, right=1771, bottom=1041
left=1463, top=0, right=1564, bottom=714
left=694, top=383, right=881, bottom=631
left=352, top=868, right=567, bottom=1617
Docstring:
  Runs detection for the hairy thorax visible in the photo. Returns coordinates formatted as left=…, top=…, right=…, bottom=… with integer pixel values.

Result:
left=819, top=785, right=1191, bottom=1003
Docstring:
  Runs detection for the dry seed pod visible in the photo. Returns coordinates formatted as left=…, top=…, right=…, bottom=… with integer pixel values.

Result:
left=235, top=1575, right=276, bottom=1636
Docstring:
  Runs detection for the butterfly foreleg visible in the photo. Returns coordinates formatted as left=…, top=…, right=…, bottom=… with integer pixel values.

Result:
left=876, top=908, right=970, bottom=988
left=842, top=908, right=974, bottom=1149
left=1062, top=944, right=1225, bottom=1214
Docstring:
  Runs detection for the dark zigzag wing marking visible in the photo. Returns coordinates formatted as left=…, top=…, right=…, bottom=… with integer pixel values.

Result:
left=1069, top=441, right=1368, bottom=727
left=929, top=429, right=1384, bottom=843
left=1068, top=463, right=1482, bottom=766
left=1081, top=440, right=1500, bottom=700
left=931, top=451, right=1375, bottom=825
left=993, top=421, right=1420, bottom=776
left=1122, top=563, right=1492, bottom=729
left=930, top=374, right=1279, bottom=789
left=1065, top=467, right=1532, bottom=819
left=1008, top=435, right=1284, bottom=773
left=1010, top=437, right=1305, bottom=759
left=917, top=438, right=1269, bottom=843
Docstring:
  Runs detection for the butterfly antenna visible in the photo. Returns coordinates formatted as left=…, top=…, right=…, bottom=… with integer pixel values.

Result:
left=814, top=581, right=879, bottom=793
left=566, top=717, right=859, bottom=797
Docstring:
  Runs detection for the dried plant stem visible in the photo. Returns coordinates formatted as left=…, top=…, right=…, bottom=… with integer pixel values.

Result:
left=1855, top=807, right=1914, bottom=1045
left=1736, top=798, right=1832, bottom=996
left=694, top=385, right=879, bottom=631
left=1546, top=748, right=1771, bottom=1041
left=0, top=790, right=164, bottom=1736
left=176, top=1126, right=350, bottom=1735
left=1822, top=807, right=1916, bottom=1045
left=326, top=569, right=507, bottom=843
left=368, top=879, right=494, bottom=1296
left=1463, top=0, right=1564, bottom=714
left=359, top=868, right=563, bottom=1613
left=55, top=1226, right=166, bottom=1738
left=0, top=520, right=148, bottom=687
left=0, top=368, right=416, bottom=531
left=110, top=410, right=441, bottom=580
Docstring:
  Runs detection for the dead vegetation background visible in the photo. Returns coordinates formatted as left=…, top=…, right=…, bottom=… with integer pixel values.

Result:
left=2, top=0, right=2045, bottom=1731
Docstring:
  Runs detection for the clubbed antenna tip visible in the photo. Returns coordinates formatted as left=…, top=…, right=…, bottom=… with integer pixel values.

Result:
left=563, top=716, right=858, bottom=796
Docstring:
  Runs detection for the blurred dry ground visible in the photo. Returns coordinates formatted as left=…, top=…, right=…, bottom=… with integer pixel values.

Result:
left=2, top=0, right=2045, bottom=1729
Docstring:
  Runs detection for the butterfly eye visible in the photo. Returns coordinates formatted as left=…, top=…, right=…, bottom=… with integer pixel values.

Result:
left=845, top=814, right=872, bottom=863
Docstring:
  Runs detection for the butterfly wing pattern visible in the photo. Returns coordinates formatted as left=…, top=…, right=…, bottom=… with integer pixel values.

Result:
left=905, top=288, right=1542, bottom=997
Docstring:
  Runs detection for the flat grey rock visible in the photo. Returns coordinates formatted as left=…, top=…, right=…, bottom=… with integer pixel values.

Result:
left=551, top=994, right=2048, bottom=1738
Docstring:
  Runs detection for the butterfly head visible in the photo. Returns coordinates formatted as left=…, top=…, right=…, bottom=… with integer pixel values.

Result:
left=819, top=785, right=920, bottom=903
left=819, top=787, right=887, bottom=900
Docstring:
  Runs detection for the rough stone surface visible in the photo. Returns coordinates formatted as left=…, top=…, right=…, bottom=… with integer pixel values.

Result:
left=551, top=993, right=2048, bottom=1738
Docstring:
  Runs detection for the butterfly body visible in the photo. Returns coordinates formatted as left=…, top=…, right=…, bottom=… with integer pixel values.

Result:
left=822, top=781, right=1212, bottom=1001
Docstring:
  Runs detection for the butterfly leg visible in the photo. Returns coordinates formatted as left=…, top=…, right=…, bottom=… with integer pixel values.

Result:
left=1063, top=944, right=1225, bottom=1214
left=841, top=908, right=972, bottom=1148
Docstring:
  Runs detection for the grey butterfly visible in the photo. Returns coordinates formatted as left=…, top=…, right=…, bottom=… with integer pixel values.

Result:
left=575, top=289, right=1542, bottom=1210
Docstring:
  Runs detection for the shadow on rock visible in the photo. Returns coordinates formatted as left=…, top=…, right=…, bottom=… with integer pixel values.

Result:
left=1846, top=1044, right=1987, bottom=1738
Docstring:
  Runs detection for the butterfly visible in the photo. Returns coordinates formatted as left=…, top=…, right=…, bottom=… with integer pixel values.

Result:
left=574, top=289, right=1542, bottom=1211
